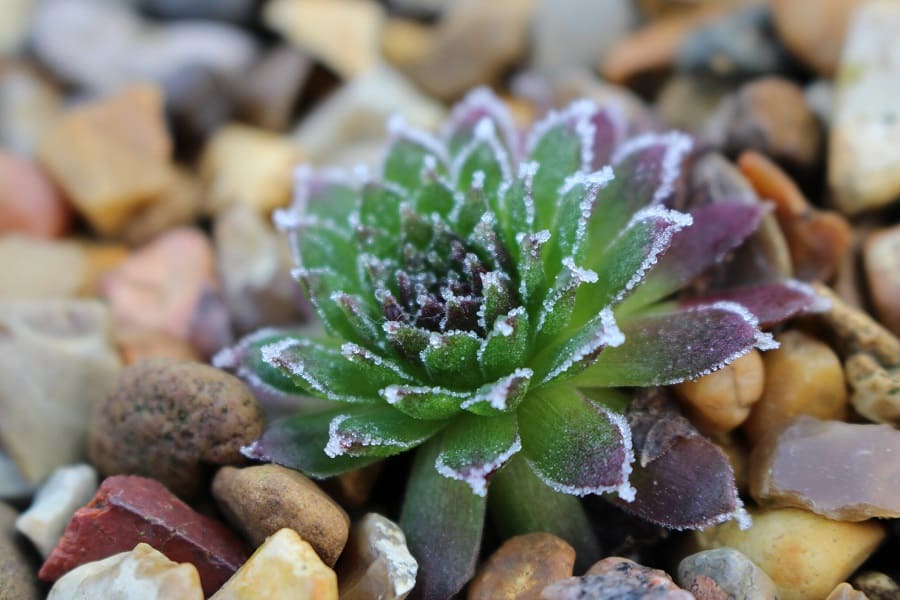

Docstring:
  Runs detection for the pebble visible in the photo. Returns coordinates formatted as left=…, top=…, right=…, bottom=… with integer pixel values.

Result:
left=101, top=227, right=231, bottom=359
left=844, top=353, right=900, bottom=426
left=39, top=475, right=250, bottom=596
left=722, top=77, right=822, bottom=172
left=0, top=502, right=41, bottom=600
left=742, top=330, right=847, bottom=445
left=829, top=1, right=900, bottom=214
left=398, top=0, right=533, bottom=101
left=37, top=83, right=174, bottom=237
left=542, top=557, right=692, bottom=599
left=0, top=61, right=62, bottom=157
left=263, top=0, right=384, bottom=80
left=236, top=44, right=313, bottom=131
left=692, top=507, right=885, bottom=600
left=677, top=548, right=778, bottom=600
left=89, top=358, right=264, bottom=499
left=321, top=463, right=383, bottom=510
left=212, top=465, right=350, bottom=567
left=0, top=151, right=70, bottom=238
left=210, top=528, right=338, bottom=600
left=15, top=464, right=99, bottom=558
left=47, top=543, right=204, bottom=600
left=214, top=204, right=307, bottom=335
left=674, top=349, right=764, bottom=434
left=162, top=64, right=236, bottom=155
left=0, top=300, right=120, bottom=484
left=381, top=17, right=434, bottom=73
left=201, top=124, right=303, bottom=217
left=656, top=74, right=735, bottom=135
left=863, top=225, right=900, bottom=336
left=118, top=166, right=204, bottom=247
left=853, top=571, right=900, bottom=600
left=676, top=5, right=790, bottom=80
left=0, top=0, right=34, bottom=53
left=750, top=416, right=900, bottom=520
left=769, top=0, right=866, bottom=76
left=738, top=150, right=851, bottom=282
left=30, top=0, right=258, bottom=92
left=292, top=64, right=445, bottom=165
left=825, top=583, right=868, bottom=600
left=0, top=450, right=35, bottom=500
left=468, top=533, right=574, bottom=600
left=139, top=0, right=257, bottom=25
left=337, top=513, right=417, bottom=600
left=530, top=0, right=636, bottom=73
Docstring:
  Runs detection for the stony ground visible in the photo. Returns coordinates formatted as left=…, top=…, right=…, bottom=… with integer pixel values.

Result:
left=1, top=0, right=899, bottom=599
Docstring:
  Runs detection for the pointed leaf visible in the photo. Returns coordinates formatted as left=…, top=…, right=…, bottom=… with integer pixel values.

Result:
left=358, top=181, right=406, bottom=256
left=680, top=279, right=830, bottom=328
left=533, top=307, right=624, bottom=385
left=573, top=302, right=777, bottom=387
left=383, top=115, right=448, bottom=193
left=536, top=258, right=598, bottom=338
left=516, top=230, right=550, bottom=310
left=450, top=119, right=512, bottom=198
left=545, top=168, right=614, bottom=271
left=242, top=407, right=378, bottom=478
left=435, top=413, right=520, bottom=496
left=325, top=406, right=447, bottom=458
left=442, top=86, right=519, bottom=158
left=479, top=271, right=514, bottom=331
left=296, top=268, right=367, bottom=341
left=276, top=166, right=358, bottom=234
left=498, top=162, right=538, bottom=251
left=518, top=385, right=635, bottom=498
left=461, top=368, right=533, bottom=416
left=478, top=307, right=530, bottom=380
left=587, top=106, right=628, bottom=170
left=400, top=438, right=487, bottom=600
left=384, top=320, right=430, bottom=363
left=420, top=330, right=482, bottom=387
left=623, top=201, right=768, bottom=310
left=413, top=176, right=456, bottom=220
left=380, top=384, right=466, bottom=420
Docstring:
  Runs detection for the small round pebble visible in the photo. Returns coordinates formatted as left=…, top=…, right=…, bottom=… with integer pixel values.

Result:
left=212, top=464, right=350, bottom=566
left=88, top=358, right=264, bottom=498
left=468, top=533, right=575, bottom=600
left=677, top=548, right=778, bottom=600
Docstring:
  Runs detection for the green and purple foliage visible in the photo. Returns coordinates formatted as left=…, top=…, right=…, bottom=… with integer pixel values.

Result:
left=217, top=88, right=825, bottom=599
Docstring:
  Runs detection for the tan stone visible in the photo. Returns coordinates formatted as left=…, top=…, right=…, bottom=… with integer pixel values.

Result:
left=381, top=18, right=433, bottom=71
left=853, top=572, right=900, bottom=600
left=845, top=353, right=900, bottom=426
left=37, top=84, right=173, bottom=236
left=0, top=60, right=62, bottom=157
left=263, top=0, right=384, bottom=79
left=119, top=166, right=204, bottom=247
left=674, top=349, right=764, bottom=434
left=738, top=151, right=851, bottom=282
left=320, top=463, right=383, bottom=511
left=211, top=528, right=338, bottom=600
left=469, top=533, right=574, bottom=600
left=829, top=1, right=900, bottom=214
left=0, top=151, right=70, bottom=237
left=770, top=0, right=866, bottom=76
left=863, top=225, right=900, bottom=336
left=0, top=502, right=41, bottom=600
left=202, top=123, right=303, bottom=217
left=743, top=330, right=846, bottom=445
left=825, top=583, right=868, bottom=600
left=692, top=507, right=885, bottom=600
left=212, top=465, right=349, bottom=566
left=337, top=513, right=417, bottom=600
left=47, top=543, right=204, bottom=600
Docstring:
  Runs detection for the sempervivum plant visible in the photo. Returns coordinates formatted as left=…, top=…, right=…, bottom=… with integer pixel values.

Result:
left=217, top=88, right=825, bottom=598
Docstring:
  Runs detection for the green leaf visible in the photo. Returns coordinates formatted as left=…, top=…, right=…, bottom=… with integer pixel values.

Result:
left=412, top=177, right=456, bottom=220
left=518, top=384, right=635, bottom=497
left=400, top=438, right=487, bottom=600
left=380, top=384, right=466, bottom=420
left=451, top=119, right=511, bottom=199
left=421, top=330, right=482, bottom=388
left=295, top=221, right=361, bottom=290
left=516, top=230, right=550, bottom=311
left=442, top=86, right=518, bottom=157
left=290, top=166, right=358, bottom=232
left=358, top=181, right=405, bottom=256
left=462, top=368, right=533, bottom=416
left=497, top=162, right=537, bottom=253
left=532, top=306, right=624, bottom=386
left=325, top=406, right=447, bottom=458
left=535, top=258, right=598, bottom=339
left=479, top=271, right=514, bottom=332
left=435, top=412, right=520, bottom=496
left=477, top=307, right=530, bottom=381
left=544, top=168, right=614, bottom=272
left=383, top=116, right=447, bottom=193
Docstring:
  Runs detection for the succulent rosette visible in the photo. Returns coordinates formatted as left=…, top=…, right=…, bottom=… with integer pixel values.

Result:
left=217, top=88, right=825, bottom=598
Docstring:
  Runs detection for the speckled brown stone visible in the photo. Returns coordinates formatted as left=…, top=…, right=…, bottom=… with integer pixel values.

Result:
left=468, top=533, right=575, bottom=600
left=0, top=502, right=41, bottom=600
left=88, top=358, right=264, bottom=498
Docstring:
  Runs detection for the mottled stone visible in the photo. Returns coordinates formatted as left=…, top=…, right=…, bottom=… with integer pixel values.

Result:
left=16, top=464, right=98, bottom=558
left=825, top=582, right=868, bottom=600
left=750, top=416, right=900, bottom=520
left=0, top=151, right=70, bottom=237
left=292, top=64, right=444, bottom=164
left=210, top=528, right=338, bottom=600
left=201, top=124, right=303, bottom=217
left=264, top=0, right=384, bottom=79
left=236, top=45, right=312, bottom=131
left=674, top=349, right=764, bottom=434
left=738, top=151, right=851, bottom=282
left=722, top=78, right=822, bottom=171
left=398, top=0, right=533, bottom=101
left=543, top=557, right=692, bottom=599
left=38, top=84, right=173, bottom=237
left=864, top=225, right=900, bottom=336
left=829, top=1, right=900, bottom=214
left=47, top=543, right=204, bottom=600
left=0, top=61, right=62, bottom=157
left=212, top=465, right=349, bottom=566
left=39, top=475, right=250, bottom=596
left=845, top=353, right=900, bottom=427
left=0, top=502, right=41, bottom=600
left=853, top=571, right=900, bottom=600
left=0, top=300, right=120, bottom=484
left=101, top=228, right=231, bottom=359
left=743, top=330, right=846, bottom=445
left=678, top=548, right=779, bottom=600
left=770, top=0, right=866, bottom=76
left=90, top=359, right=263, bottom=499
left=162, top=64, right=235, bottom=154
left=692, top=507, right=885, bottom=600
left=468, top=533, right=573, bottom=600
left=337, top=513, right=417, bottom=600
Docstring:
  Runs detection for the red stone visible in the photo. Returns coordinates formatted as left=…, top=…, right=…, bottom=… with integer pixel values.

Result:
left=38, top=475, right=250, bottom=596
